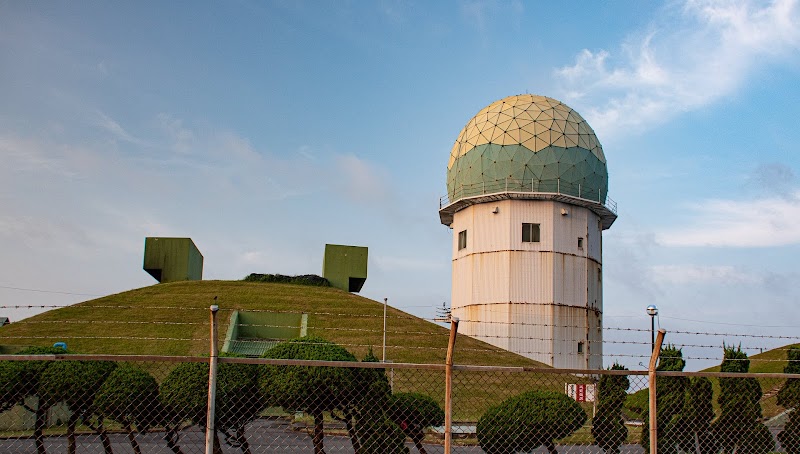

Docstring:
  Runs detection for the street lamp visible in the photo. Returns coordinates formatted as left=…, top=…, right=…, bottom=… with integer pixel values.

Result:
left=646, top=305, right=658, bottom=352
left=383, top=297, right=388, bottom=362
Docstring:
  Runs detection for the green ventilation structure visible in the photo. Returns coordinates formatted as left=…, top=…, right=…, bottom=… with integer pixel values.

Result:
left=322, top=244, right=368, bottom=292
left=143, top=237, right=203, bottom=283
left=222, top=310, right=308, bottom=357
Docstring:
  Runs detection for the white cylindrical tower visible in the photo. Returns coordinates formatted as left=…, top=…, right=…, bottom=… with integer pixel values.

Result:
left=439, top=94, right=617, bottom=369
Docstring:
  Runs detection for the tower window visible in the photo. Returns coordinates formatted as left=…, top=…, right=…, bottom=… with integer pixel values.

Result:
left=578, top=237, right=584, bottom=249
left=458, top=230, right=467, bottom=250
left=577, top=342, right=584, bottom=353
left=522, top=223, right=540, bottom=243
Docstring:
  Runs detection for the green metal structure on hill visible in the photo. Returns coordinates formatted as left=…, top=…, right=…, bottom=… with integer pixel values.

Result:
left=322, top=244, right=368, bottom=293
left=143, top=237, right=204, bottom=283
left=222, top=310, right=308, bottom=357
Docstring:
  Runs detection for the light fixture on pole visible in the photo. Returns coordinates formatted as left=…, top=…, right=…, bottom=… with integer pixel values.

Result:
left=646, top=305, right=658, bottom=352
left=383, top=297, right=388, bottom=362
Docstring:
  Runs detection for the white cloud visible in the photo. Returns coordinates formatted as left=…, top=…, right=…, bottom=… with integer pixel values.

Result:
left=657, top=190, right=800, bottom=246
left=94, top=111, right=146, bottom=145
left=555, top=0, right=800, bottom=138
left=0, top=136, right=75, bottom=177
left=649, top=264, right=760, bottom=285
left=460, top=0, right=524, bottom=41
left=157, top=113, right=194, bottom=154
left=373, top=255, right=445, bottom=272
left=333, top=153, right=393, bottom=203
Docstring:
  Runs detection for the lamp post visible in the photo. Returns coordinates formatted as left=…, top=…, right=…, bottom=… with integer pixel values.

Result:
left=646, top=305, right=658, bottom=352
left=383, top=297, right=388, bottom=362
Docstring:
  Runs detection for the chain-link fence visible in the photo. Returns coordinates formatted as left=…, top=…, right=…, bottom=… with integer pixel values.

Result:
left=0, top=352, right=798, bottom=453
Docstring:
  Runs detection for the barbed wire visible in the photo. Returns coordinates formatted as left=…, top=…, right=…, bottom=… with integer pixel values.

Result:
left=0, top=305, right=659, bottom=336
left=18, top=320, right=206, bottom=326
left=7, top=319, right=798, bottom=353
left=0, top=285, right=102, bottom=297
left=0, top=335, right=202, bottom=342
left=5, top=332, right=799, bottom=364
left=4, top=295, right=795, bottom=367
left=12, top=320, right=782, bottom=352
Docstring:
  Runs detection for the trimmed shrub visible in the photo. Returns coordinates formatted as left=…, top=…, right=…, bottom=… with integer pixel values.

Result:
left=592, top=363, right=629, bottom=454
left=216, top=357, right=267, bottom=453
left=331, top=348, right=398, bottom=453
left=0, top=360, right=27, bottom=412
left=159, top=362, right=208, bottom=427
left=778, top=346, right=800, bottom=453
left=243, top=273, right=330, bottom=287
left=95, top=365, right=160, bottom=454
left=1, top=346, right=72, bottom=408
left=5, top=346, right=73, bottom=454
left=95, top=365, right=160, bottom=429
left=260, top=337, right=359, bottom=454
left=39, top=359, right=117, bottom=454
left=356, top=416, right=410, bottom=454
left=669, top=376, right=715, bottom=454
left=388, top=393, right=444, bottom=454
left=711, top=345, right=774, bottom=454
left=160, top=359, right=266, bottom=454
left=39, top=360, right=117, bottom=412
left=477, top=390, right=587, bottom=454
left=641, top=345, right=688, bottom=452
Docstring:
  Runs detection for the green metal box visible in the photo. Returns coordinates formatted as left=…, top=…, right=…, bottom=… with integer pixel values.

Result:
left=221, top=310, right=308, bottom=357
left=143, top=237, right=203, bottom=283
left=322, top=244, right=368, bottom=292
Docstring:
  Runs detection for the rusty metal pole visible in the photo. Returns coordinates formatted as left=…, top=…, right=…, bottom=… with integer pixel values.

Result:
left=649, top=329, right=666, bottom=454
left=444, top=317, right=459, bottom=454
left=205, top=305, right=219, bottom=454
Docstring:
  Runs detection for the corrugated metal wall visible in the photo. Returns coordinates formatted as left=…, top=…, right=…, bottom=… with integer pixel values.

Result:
left=450, top=200, right=606, bottom=369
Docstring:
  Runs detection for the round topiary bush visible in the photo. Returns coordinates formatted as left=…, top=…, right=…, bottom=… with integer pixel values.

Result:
left=356, top=416, right=410, bottom=454
left=778, top=347, right=800, bottom=454
left=159, top=361, right=208, bottom=427
left=217, top=361, right=265, bottom=431
left=388, top=393, right=444, bottom=454
left=39, top=359, right=117, bottom=414
left=477, top=390, right=587, bottom=454
left=2, top=346, right=73, bottom=408
left=215, top=358, right=266, bottom=453
left=39, top=359, right=117, bottom=454
left=0, top=359, right=27, bottom=412
left=592, top=364, right=629, bottom=454
left=95, top=365, right=160, bottom=454
left=95, top=365, right=160, bottom=429
left=259, top=337, right=359, bottom=454
left=5, top=346, right=73, bottom=454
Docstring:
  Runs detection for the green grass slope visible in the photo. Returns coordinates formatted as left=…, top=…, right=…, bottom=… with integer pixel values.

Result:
left=623, top=344, right=800, bottom=421
left=0, top=280, right=546, bottom=367
left=701, top=344, right=800, bottom=374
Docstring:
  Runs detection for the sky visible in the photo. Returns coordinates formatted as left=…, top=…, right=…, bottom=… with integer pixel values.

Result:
left=1, top=0, right=800, bottom=371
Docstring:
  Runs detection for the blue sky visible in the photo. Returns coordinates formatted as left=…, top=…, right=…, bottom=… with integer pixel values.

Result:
left=2, top=0, right=799, bottom=370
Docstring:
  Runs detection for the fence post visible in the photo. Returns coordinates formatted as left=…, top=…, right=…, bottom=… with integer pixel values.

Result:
left=649, top=329, right=666, bottom=454
left=205, top=304, right=220, bottom=454
left=444, top=317, right=460, bottom=454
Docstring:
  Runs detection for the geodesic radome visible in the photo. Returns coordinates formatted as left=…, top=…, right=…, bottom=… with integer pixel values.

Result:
left=447, top=94, right=608, bottom=203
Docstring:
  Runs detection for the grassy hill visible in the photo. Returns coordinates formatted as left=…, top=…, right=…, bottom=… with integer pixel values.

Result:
left=701, top=345, right=799, bottom=374
left=0, top=280, right=546, bottom=367
left=0, top=280, right=573, bottom=421
left=624, top=344, right=799, bottom=422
